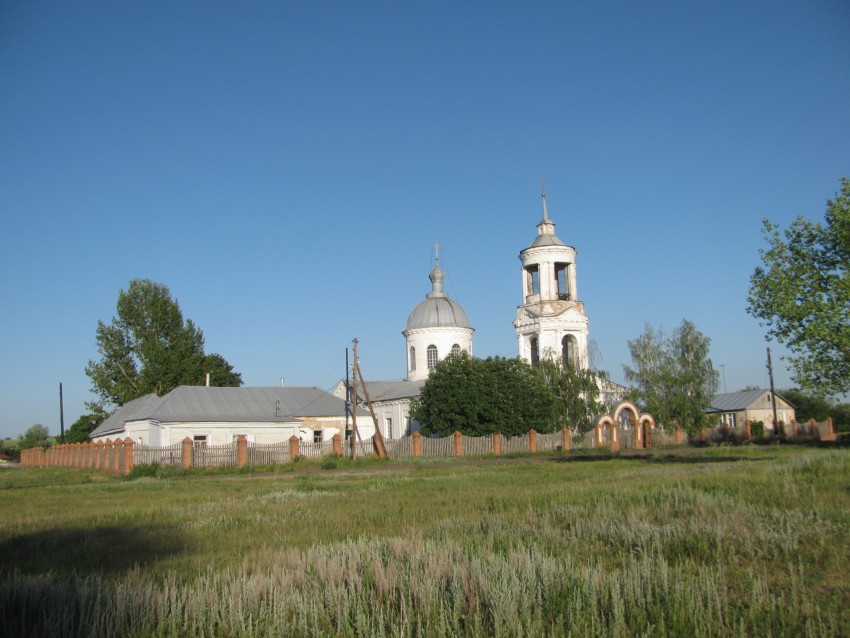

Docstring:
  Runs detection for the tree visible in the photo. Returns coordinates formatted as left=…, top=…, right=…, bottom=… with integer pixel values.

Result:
left=537, top=358, right=606, bottom=433
left=778, top=388, right=832, bottom=423
left=19, top=424, right=51, bottom=450
left=86, top=279, right=242, bottom=409
left=65, top=413, right=105, bottom=444
left=747, top=178, right=850, bottom=396
left=410, top=352, right=558, bottom=437
left=623, top=319, right=719, bottom=435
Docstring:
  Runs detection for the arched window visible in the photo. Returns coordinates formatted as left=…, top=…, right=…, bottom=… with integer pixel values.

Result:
left=409, top=346, right=416, bottom=371
left=427, top=345, right=438, bottom=369
left=451, top=343, right=461, bottom=356
left=562, top=335, right=578, bottom=367
left=530, top=338, right=539, bottom=367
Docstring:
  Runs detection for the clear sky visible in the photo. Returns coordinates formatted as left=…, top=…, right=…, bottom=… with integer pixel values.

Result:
left=1, top=1, right=848, bottom=439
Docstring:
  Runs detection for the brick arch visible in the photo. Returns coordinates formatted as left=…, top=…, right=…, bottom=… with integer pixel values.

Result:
left=613, top=401, right=641, bottom=426
left=638, top=414, right=656, bottom=428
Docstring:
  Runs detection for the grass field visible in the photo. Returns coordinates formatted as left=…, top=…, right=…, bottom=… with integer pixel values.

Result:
left=1, top=445, right=848, bottom=637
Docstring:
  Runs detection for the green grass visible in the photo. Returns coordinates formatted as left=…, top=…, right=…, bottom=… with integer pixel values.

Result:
left=1, top=446, right=849, bottom=636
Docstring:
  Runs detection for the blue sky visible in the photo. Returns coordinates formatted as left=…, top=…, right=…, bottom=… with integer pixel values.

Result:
left=1, top=1, right=848, bottom=439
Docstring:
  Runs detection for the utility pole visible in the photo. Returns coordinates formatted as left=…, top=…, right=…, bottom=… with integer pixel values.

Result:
left=351, top=339, right=361, bottom=458
left=59, top=382, right=65, bottom=443
left=345, top=347, right=351, bottom=438
left=766, top=347, right=779, bottom=436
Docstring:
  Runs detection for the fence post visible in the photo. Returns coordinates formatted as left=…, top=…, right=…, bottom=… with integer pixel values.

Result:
left=453, top=431, right=463, bottom=456
left=105, top=440, right=114, bottom=472
left=236, top=435, right=247, bottom=468
left=289, top=435, right=299, bottom=463
left=492, top=432, right=501, bottom=456
left=828, top=417, right=834, bottom=436
left=611, top=424, right=620, bottom=452
left=745, top=420, right=752, bottom=441
left=699, top=428, right=707, bottom=444
left=528, top=428, right=537, bottom=453
left=114, top=439, right=124, bottom=474
left=332, top=432, right=342, bottom=456
left=182, top=437, right=193, bottom=470
left=595, top=424, right=603, bottom=448
left=674, top=424, right=682, bottom=445
left=123, top=438, right=135, bottom=475
left=91, top=441, right=100, bottom=468
left=412, top=431, right=422, bottom=458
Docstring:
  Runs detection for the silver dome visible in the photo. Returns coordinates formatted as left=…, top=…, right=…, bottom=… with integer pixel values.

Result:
left=404, top=264, right=473, bottom=331
left=406, top=296, right=473, bottom=330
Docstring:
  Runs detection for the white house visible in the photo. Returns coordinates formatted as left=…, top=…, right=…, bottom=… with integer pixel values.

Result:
left=90, top=385, right=370, bottom=446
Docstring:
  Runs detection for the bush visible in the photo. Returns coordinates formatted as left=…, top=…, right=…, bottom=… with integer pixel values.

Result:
left=750, top=421, right=765, bottom=438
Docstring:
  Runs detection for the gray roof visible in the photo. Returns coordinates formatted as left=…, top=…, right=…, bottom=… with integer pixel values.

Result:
left=405, top=296, right=473, bottom=330
left=91, top=386, right=368, bottom=438
left=360, top=379, right=425, bottom=402
left=529, top=231, right=567, bottom=248
left=91, top=393, right=165, bottom=438
left=705, top=389, right=792, bottom=412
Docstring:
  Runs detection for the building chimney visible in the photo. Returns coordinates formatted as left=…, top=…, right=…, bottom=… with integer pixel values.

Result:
left=280, top=377, right=285, bottom=388
left=205, top=373, right=210, bottom=387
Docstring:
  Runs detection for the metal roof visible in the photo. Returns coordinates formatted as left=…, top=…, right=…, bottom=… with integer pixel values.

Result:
left=90, top=393, right=166, bottom=437
left=405, top=296, right=473, bottom=330
left=706, top=389, right=786, bottom=412
left=529, top=232, right=567, bottom=248
left=360, top=379, right=425, bottom=402
left=90, top=386, right=368, bottom=437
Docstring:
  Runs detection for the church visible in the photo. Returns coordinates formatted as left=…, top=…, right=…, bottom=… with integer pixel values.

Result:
left=335, top=184, right=605, bottom=439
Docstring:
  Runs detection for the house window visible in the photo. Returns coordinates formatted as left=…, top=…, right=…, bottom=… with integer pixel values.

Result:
left=404, top=415, right=411, bottom=436
left=451, top=343, right=461, bottom=356
left=409, top=346, right=416, bottom=371
left=384, top=416, right=392, bottom=439
left=427, top=345, right=438, bottom=369
left=313, top=429, right=322, bottom=444
left=193, top=435, right=208, bottom=448
left=530, top=338, right=539, bottom=367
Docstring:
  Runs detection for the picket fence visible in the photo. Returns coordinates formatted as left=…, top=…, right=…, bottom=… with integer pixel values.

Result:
left=18, top=418, right=837, bottom=476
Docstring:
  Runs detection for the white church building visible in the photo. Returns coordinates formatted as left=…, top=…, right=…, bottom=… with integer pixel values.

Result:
left=332, top=251, right=474, bottom=439
left=335, top=184, right=620, bottom=439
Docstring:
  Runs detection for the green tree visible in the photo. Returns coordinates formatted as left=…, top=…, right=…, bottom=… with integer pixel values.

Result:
left=623, top=319, right=719, bottom=435
left=747, top=178, right=850, bottom=396
left=86, top=279, right=242, bottom=409
left=410, top=352, right=558, bottom=437
left=19, top=424, right=51, bottom=450
left=65, top=413, right=105, bottom=443
left=779, top=388, right=832, bottom=423
left=537, top=358, right=605, bottom=433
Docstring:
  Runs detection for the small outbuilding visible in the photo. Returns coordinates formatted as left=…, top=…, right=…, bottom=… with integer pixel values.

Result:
left=705, top=389, right=796, bottom=431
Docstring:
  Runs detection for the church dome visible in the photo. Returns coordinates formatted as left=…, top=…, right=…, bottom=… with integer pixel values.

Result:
left=405, top=264, right=473, bottom=331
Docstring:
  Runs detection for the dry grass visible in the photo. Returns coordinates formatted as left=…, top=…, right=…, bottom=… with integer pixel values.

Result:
left=1, top=445, right=848, bottom=636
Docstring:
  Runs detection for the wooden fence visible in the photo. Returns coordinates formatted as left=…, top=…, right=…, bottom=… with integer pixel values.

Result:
left=18, top=417, right=838, bottom=474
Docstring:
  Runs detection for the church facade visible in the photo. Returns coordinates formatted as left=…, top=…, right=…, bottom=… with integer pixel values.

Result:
left=332, top=255, right=474, bottom=439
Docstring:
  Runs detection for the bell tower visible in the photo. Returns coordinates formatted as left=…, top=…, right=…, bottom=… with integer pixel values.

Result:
left=514, top=181, right=589, bottom=368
